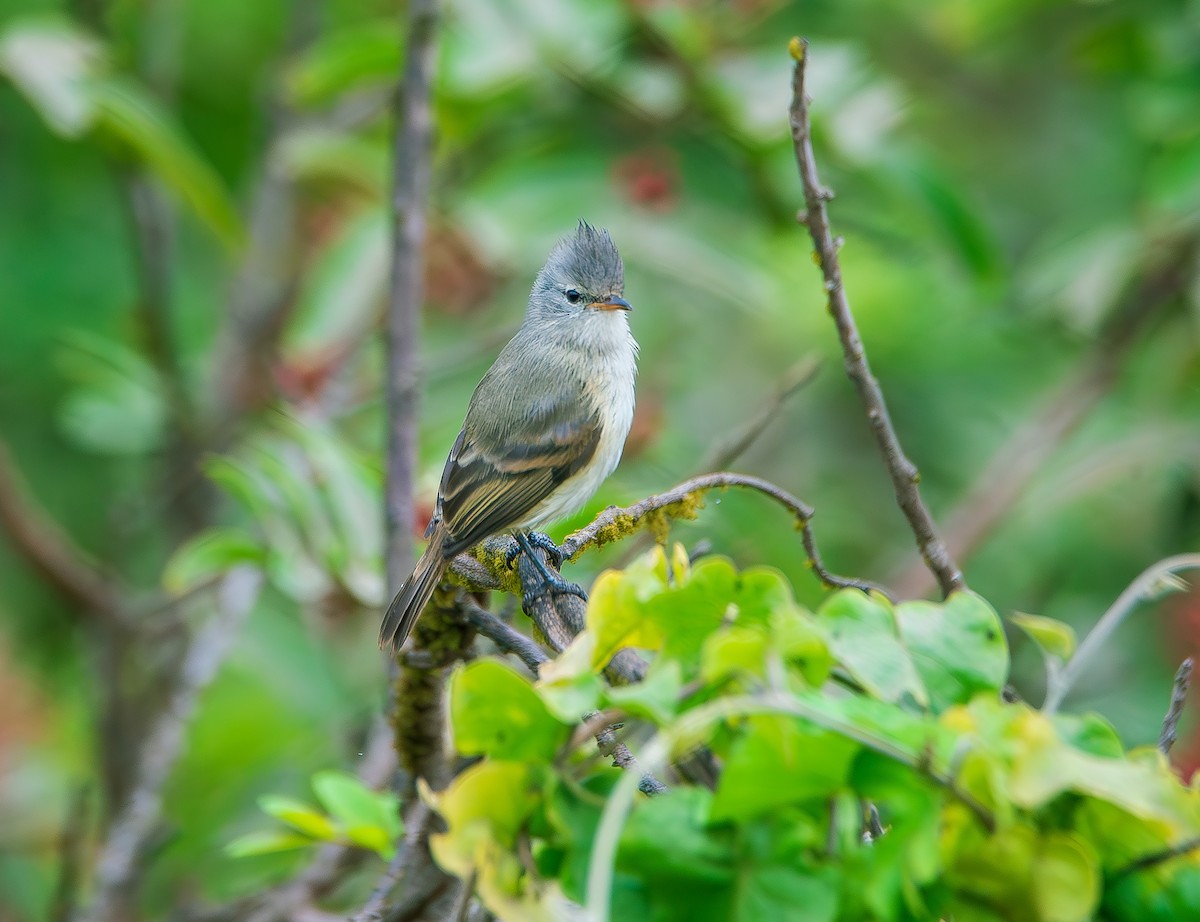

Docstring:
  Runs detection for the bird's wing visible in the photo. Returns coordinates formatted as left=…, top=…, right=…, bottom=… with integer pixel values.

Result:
left=436, top=394, right=601, bottom=557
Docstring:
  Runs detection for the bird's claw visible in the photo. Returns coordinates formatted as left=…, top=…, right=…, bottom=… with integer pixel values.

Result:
left=522, top=575, right=589, bottom=609
left=505, top=532, right=564, bottom=570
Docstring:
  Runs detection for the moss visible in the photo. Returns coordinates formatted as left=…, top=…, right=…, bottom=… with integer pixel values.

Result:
left=465, top=541, right=522, bottom=595
left=590, top=492, right=708, bottom=551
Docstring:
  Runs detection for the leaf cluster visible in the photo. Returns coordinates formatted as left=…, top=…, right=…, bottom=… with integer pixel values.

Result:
left=427, top=546, right=1200, bottom=922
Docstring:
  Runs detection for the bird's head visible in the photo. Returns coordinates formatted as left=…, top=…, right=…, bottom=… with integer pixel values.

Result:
left=528, top=221, right=631, bottom=321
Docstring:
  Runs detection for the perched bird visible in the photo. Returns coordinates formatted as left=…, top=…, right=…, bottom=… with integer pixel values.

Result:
left=380, top=222, right=638, bottom=652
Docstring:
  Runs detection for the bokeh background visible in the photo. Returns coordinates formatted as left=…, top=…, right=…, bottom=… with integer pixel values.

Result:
left=2, top=0, right=1199, bottom=917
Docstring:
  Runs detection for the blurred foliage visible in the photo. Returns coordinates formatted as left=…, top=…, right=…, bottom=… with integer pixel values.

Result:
left=1, top=0, right=1199, bottom=918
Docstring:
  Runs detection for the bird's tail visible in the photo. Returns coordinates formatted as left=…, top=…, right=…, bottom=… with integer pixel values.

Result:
left=379, top=528, right=448, bottom=652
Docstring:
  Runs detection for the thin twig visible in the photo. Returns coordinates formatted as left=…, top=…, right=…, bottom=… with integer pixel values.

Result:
left=560, top=471, right=881, bottom=595
left=699, top=356, right=820, bottom=473
left=1159, top=658, right=1193, bottom=756
left=350, top=802, right=439, bottom=922
left=595, top=723, right=668, bottom=796
left=0, top=440, right=124, bottom=623
left=787, top=38, right=965, bottom=599
left=49, top=786, right=91, bottom=922
left=1044, top=554, right=1200, bottom=714
left=75, top=568, right=262, bottom=922
left=383, top=26, right=465, bottom=922
left=1115, top=836, right=1200, bottom=878
left=448, top=870, right=477, bottom=922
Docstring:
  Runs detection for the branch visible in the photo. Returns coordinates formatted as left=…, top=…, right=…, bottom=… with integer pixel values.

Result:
left=560, top=471, right=882, bottom=596
left=787, top=38, right=965, bottom=599
left=594, top=721, right=668, bottom=797
left=384, top=0, right=437, bottom=596
left=699, top=356, right=820, bottom=473
left=76, top=567, right=261, bottom=922
left=457, top=599, right=549, bottom=674
left=350, top=802, right=447, bottom=922
left=1044, top=554, right=1200, bottom=714
left=515, top=552, right=647, bottom=685
left=1115, top=835, right=1200, bottom=878
left=0, top=440, right=124, bottom=623
left=1159, top=657, right=1192, bottom=756
left=49, top=786, right=91, bottom=922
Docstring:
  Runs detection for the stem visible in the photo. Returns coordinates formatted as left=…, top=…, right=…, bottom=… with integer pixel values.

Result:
left=787, top=38, right=965, bottom=599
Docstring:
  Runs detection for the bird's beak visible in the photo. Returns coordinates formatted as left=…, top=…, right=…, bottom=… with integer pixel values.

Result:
left=591, top=296, right=632, bottom=312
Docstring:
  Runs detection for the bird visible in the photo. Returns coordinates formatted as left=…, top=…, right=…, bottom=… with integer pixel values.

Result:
left=380, top=221, right=638, bottom=652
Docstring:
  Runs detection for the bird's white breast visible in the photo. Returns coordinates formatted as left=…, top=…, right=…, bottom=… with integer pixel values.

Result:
left=522, top=328, right=637, bottom=529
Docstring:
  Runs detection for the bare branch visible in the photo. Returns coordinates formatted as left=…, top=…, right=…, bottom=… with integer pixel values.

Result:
left=1116, top=835, right=1200, bottom=878
left=1159, top=657, right=1193, bottom=756
left=787, top=38, right=965, bottom=599
left=385, top=0, right=438, bottom=596
left=699, top=356, right=820, bottom=473
left=76, top=568, right=262, bottom=922
left=350, top=802, right=445, bottom=922
left=49, top=786, right=91, bottom=922
left=457, top=599, right=549, bottom=674
left=1044, top=554, right=1200, bottom=714
left=0, top=440, right=124, bottom=623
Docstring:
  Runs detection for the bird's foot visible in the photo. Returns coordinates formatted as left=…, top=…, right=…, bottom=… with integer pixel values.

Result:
left=504, top=531, right=564, bottom=570
left=510, top=531, right=587, bottom=607
left=522, top=573, right=589, bottom=608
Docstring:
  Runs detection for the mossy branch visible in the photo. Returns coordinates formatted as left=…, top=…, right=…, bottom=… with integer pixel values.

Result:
left=561, top=471, right=882, bottom=595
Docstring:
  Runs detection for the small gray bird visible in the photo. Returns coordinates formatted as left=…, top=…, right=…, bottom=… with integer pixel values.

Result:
left=380, top=222, right=638, bottom=651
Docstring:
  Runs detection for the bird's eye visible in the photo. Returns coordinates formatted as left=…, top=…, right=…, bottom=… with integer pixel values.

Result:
left=565, top=289, right=581, bottom=304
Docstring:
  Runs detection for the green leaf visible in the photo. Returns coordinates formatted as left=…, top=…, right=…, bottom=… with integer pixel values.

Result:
left=225, top=830, right=316, bottom=857
left=284, top=207, right=389, bottom=360
left=1051, top=712, right=1124, bottom=758
left=618, top=787, right=735, bottom=884
left=772, top=608, right=833, bottom=687
left=430, top=761, right=542, bottom=878
left=54, top=332, right=166, bottom=455
left=733, top=862, right=838, bottom=922
left=712, top=715, right=858, bottom=821
left=701, top=627, right=768, bottom=684
left=729, top=567, right=795, bottom=627
left=895, top=591, right=1008, bottom=712
left=88, top=78, right=243, bottom=248
left=450, top=659, right=569, bottom=761
left=257, top=795, right=338, bottom=841
left=311, top=770, right=401, bottom=841
left=0, top=18, right=101, bottom=136
left=344, top=824, right=395, bottom=859
left=1011, top=612, right=1076, bottom=661
left=162, top=527, right=265, bottom=594
left=817, top=591, right=927, bottom=706
left=1032, top=833, right=1100, bottom=922
left=284, top=20, right=401, bottom=107
left=604, top=660, right=683, bottom=725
